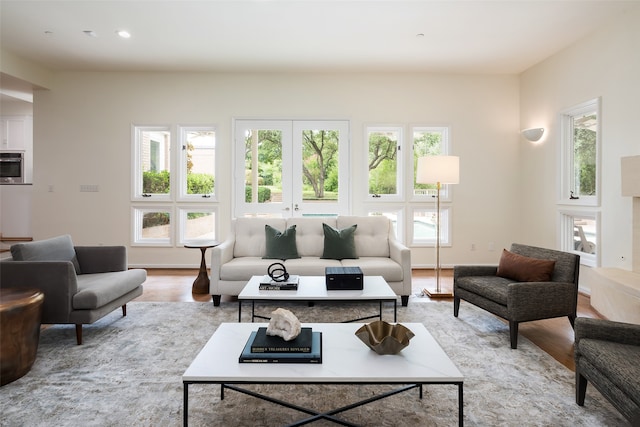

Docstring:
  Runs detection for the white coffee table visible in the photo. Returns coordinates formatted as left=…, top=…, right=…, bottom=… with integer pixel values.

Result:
left=237, top=275, right=398, bottom=323
left=183, top=322, right=464, bottom=426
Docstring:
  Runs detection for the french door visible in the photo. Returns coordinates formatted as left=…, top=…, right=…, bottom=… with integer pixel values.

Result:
left=234, top=119, right=350, bottom=218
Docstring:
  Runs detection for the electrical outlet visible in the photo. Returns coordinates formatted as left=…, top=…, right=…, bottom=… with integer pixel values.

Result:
left=80, top=185, right=99, bottom=192
left=470, top=243, right=476, bottom=251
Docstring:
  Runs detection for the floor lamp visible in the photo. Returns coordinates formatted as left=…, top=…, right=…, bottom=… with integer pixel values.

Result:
left=416, top=155, right=460, bottom=298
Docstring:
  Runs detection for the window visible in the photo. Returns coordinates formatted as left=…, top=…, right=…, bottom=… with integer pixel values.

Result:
left=411, top=207, right=452, bottom=246
left=412, top=126, right=451, bottom=200
left=132, top=124, right=218, bottom=246
left=558, top=98, right=601, bottom=266
left=132, top=206, right=173, bottom=246
left=363, top=125, right=454, bottom=247
left=366, top=126, right=402, bottom=200
left=132, top=126, right=171, bottom=201
left=559, top=210, right=599, bottom=267
left=234, top=120, right=349, bottom=218
left=179, top=127, right=216, bottom=201
left=178, top=208, right=216, bottom=244
left=559, top=98, right=600, bottom=206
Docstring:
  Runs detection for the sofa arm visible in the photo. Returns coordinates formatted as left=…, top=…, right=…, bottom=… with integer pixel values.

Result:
left=210, top=238, right=235, bottom=281
left=507, top=281, right=577, bottom=320
left=389, top=238, right=411, bottom=290
left=454, top=265, right=498, bottom=281
left=0, top=261, right=78, bottom=323
left=75, top=246, right=127, bottom=273
left=575, top=317, right=640, bottom=348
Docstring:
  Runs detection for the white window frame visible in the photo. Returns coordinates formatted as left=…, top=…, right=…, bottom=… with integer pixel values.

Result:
left=178, top=125, right=217, bottom=202
left=131, top=205, right=174, bottom=247
left=558, top=98, right=601, bottom=207
left=364, top=125, right=403, bottom=202
left=558, top=209, right=600, bottom=267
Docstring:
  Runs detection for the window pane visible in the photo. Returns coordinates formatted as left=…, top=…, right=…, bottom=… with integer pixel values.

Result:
left=183, top=210, right=215, bottom=241
left=185, top=130, right=215, bottom=195
left=572, top=113, right=597, bottom=198
left=301, top=129, right=340, bottom=202
left=367, top=128, right=399, bottom=196
left=413, top=128, right=445, bottom=197
left=245, top=129, right=283, bottom=204
left=573, top=217, right=597, bottom=255
left=142, top=211, right=171, bottom=238
left=140, top=129, right=171, bottom=195
left=411, top=207, right=451, bottom=246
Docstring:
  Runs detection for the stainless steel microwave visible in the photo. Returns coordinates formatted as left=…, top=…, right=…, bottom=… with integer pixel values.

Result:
left=0, top=152, right=24, bottom=184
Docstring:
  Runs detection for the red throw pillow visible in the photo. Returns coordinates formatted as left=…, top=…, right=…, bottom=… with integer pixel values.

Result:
left=496, top=249, right=556, bottom=282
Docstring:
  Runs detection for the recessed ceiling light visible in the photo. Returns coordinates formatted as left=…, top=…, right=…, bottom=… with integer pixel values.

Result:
left=83, top=30, right=98, bottom=37
left=116, top=30, right=131, bottom=39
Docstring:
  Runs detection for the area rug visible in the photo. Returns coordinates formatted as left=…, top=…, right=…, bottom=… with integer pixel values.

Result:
left=0, top=300, right=626, bottom=426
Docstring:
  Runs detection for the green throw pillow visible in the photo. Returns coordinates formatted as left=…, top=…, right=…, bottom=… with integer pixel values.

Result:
left=321, top=223, right=358, bottom=260
left=263, top=225, right=300, bottom=260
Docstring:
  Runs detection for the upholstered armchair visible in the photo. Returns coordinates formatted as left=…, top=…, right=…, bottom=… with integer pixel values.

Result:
left=453, top=243, right=580, bottom=349
left=574, top=317, right=640, bottom=424
left=0, top=235, right=146, bottom=344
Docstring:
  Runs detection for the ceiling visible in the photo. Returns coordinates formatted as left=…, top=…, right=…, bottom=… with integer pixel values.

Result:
left=1, top=0, right=639, bottom=100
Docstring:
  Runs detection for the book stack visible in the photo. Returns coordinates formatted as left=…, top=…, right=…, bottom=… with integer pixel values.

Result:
left=258, top=274, right=300, bottom=290
left=239, top=327, right=322, bottom=363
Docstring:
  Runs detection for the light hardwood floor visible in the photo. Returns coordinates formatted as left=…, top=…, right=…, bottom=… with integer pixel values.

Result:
left=137, top=268, right=604, bottom=371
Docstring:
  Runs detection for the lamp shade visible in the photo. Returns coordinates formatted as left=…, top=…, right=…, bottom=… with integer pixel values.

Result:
left=521, top=128, right=544, bottom=142
left=416, top=155, right=460, bottom=184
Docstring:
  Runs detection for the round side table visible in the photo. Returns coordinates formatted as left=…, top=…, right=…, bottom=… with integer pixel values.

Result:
left=1, top=288, right=44, bottom=386
left=184, top=241, right=219, bottom=294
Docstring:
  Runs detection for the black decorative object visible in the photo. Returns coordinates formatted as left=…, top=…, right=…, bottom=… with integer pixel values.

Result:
left=267, top=262, right=290, bottom=282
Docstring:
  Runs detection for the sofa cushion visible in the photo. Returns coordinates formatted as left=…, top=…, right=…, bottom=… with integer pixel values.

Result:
left=578, top=339, right=640, bottom=405
left=234, top=218, right=286, bottom=258
left=11, top=234, right=81, bottom=274
left=496, top=249, right=556, bottom=282
left=220, top=257, right=278, bottom=281
left=287, top=217, right=333, bottom=257
left=263, top=225, right=300, bottom=260
left=456, top=275, right=514, bottom=305
left=321, top=223, right=358, bottom=260
left=284, top=257, right=342, bottom=276
left=338, top=216, right=390, bottom=258
left=341, top=258, right=404, bottom=282
left=73, top=270, right=145, bottom=309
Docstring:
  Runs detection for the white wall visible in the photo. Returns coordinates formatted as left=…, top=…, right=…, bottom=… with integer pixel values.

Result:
left=519, top=8, right=640, bottom=288
left=32, top=72, right=520, bottom=267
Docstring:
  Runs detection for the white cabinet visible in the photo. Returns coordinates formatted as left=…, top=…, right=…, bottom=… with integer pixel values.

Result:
left=1, top=116, right=32, bottom=150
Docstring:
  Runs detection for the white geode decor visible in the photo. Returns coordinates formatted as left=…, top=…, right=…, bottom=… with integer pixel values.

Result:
left=266, top=308, right=302, bottom=341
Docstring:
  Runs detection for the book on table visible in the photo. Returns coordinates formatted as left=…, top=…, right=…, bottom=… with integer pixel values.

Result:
left=239, top=329, right=322, bottom=363
left=251, top=327, right=312, bottom=353
left=258, top=274, right=299, bottom=290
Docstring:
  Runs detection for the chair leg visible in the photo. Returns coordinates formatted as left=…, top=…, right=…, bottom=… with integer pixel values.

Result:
left=212, top=295, right=221, bottom=307
left=122, top=304, right=127, bottom=317
left=401, top=295, right=409, bottom=306
left=568, top=314, right=576, bottom=329
left=453, top=297, right=460, bottom=317
left=75, top=324, right=83, bottom=345
left=576, top=370, right=587, bottom=405
left=509, top=321, right=519, bottom=349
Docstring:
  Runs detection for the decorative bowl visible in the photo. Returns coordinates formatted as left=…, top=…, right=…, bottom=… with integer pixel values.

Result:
left=355, top=321, right=415, bottom=355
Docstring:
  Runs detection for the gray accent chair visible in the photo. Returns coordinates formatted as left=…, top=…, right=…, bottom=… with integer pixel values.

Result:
left=574, top=317, right=640, bottom=425
left=453, top=243, right=580, bottom=349
left=0, top=235, right=146, bottom=344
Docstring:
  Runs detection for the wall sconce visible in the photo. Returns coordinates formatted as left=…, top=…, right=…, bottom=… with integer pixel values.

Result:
left=521, top=127, right=545, bottom=142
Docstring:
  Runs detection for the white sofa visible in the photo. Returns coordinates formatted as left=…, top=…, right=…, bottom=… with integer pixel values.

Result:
left=210, top=216, right=412, bottom=306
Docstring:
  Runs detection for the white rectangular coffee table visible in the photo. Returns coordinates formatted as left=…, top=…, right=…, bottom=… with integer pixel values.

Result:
left=238, top=275, right=398, bottom=323
left=183, top=322, right=464, bottom=426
